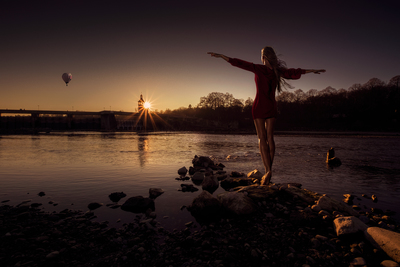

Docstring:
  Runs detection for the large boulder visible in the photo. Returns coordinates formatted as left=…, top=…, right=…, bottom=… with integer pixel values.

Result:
left=187, top=191, right=221, bottom=220
left=333, top=216, right=368, bottom=236
left=217, top=191, right=257, bottom=215
left=202, top=175, right=219, bottom=194
left=233, top=184, right=279, bottom=202
left=315, top=194, right=359, bottom=216
left=283, top=186, right=321, bottom=205
left=192, top=172, right=205, bottom=183
left=121, top=196, right=155, bottom=213
left=364, top=227, right=400, bottom=263
left=220, top=178, right=256, bottom=190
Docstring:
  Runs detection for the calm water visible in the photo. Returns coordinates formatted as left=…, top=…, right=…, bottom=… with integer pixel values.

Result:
left=1, top=132, right=399, bottom=230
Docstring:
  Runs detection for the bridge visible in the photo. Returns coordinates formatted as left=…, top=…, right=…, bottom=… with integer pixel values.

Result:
left=0, top=109, right=140, bottom=132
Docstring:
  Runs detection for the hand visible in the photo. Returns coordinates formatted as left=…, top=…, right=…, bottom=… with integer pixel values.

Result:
left=313, top=69, right=326, bottom=74
left=207, top=52, right=222, bottom=58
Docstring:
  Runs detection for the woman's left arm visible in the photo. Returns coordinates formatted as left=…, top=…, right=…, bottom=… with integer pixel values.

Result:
left=304, top=69, right=326, bottom=74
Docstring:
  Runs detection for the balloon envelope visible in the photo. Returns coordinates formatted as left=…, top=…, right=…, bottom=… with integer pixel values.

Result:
left=62, top=73, right=72, bottom=86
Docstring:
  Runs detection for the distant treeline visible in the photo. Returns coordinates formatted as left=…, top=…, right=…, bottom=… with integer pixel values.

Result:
left=162, top=76, right=400, bottom=132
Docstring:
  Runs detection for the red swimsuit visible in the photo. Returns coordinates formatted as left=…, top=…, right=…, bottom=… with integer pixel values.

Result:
left=229, top=58, right=305, bottom=119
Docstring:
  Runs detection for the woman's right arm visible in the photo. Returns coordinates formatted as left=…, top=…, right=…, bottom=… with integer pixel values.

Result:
left=207, top=52, right=231, bottom=62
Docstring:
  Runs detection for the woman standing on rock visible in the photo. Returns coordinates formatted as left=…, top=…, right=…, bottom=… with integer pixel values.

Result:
left=208, top=47, right=325, bottom=185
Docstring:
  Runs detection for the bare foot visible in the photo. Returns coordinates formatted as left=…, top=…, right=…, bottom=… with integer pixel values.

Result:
left=261, top=172, right=271, bottom=185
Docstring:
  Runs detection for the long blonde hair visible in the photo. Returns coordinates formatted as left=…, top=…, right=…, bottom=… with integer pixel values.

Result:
left=261, top=46, right=291, bottom=93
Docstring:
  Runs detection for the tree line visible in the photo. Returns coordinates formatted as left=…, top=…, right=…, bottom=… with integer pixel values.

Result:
left=161, top=75, right=400, bottom=132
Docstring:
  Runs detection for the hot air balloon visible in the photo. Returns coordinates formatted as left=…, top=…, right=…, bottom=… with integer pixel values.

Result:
left=62, top=73, right=72, bottom=86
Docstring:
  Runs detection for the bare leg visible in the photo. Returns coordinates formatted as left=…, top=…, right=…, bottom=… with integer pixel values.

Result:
left=254, top=118, right=276, bottom=184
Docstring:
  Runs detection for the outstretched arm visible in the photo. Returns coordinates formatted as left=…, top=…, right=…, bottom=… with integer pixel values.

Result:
left=304, top=69, right=326, bottom=74
left=207, top=52, right=231, bottom=62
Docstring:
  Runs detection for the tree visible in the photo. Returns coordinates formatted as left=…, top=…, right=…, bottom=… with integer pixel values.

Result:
left=363, top=78, right=385, bottom=89
left=389, top=75, right=400, bottom=88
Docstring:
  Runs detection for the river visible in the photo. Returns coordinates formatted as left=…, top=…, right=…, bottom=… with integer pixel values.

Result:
left=1, top=132, right=399, bottom=230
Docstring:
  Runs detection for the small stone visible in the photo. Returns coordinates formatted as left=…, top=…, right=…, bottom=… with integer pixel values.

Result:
left=350, top=257, right=366, bottom=266
left=46, top=251, right=59, bottom=258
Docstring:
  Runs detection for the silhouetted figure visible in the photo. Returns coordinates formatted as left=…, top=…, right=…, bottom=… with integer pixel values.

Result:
left=208, top=47, right=325, bottom=184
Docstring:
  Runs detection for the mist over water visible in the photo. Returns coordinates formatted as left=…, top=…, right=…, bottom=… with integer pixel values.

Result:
left=1, top=132, right=399, bottom=230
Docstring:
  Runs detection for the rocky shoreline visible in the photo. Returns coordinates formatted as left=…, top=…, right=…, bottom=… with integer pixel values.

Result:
left=1, top=155, right=400, bottom=267
left=1, top=183, right=400, bottom=267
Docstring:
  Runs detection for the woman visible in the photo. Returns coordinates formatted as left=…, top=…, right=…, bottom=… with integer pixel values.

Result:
left=208, top=47, right=325, bottom=185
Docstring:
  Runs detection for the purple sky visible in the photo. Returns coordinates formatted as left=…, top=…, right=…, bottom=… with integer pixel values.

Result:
left=1, top=0, right=400, bottom=112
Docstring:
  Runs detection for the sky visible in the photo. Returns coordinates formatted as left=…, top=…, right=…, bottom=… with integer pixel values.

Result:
left=1, top=0, right=400, bottom=112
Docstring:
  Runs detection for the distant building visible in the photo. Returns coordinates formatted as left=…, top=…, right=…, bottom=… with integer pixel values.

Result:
left=138, top=94, right=144, bottom=112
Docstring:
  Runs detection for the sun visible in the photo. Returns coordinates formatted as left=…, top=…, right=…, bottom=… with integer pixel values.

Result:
left=143, top=101, right=151, bottom=110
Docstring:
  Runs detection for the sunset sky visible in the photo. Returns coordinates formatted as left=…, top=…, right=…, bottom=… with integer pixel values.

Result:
left=1, top=0, right=400, bottom=112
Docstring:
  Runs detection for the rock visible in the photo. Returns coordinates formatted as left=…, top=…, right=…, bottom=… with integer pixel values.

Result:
left=108, top=192, right=127, bottom=202
left=233, top=184, right=279, bottom=202
left=372, top=194, right=378, bottom=202
left=333, top=216, right=368, bottom=236
left=202, top=175, right=219, bottom=193
left=180, top=184, right=199, bottom=192
left=38, top=191, right=45, bottom=197
left=175, top=176, right=190, bottom=181
left=230, top=171, right=244, bottom=177
left=178, top=166, right=188, bottom=176
left=316, top=194, right=359, bottom=216
left=326, top=147, right=342, bottom=167
left=88, top=202, right=103, bottom=210
left=283, top=186, right=320, bottom=205
left=121, top=196, right=155, bottom=213
left=380, top=260, right=400, bottom=267
left=220, top=178, right=256, bottom=190
left=187, top=191, right=221, bottom=221
left=217, top=191, right=257, bottom=215
left=350, top=257, right=366, bottom=266
left=192, top=172, right=205, bottom=183
left=364, top=227, right=400, bottom=263
left=149, top=188, right=164, bottom=199
left=46, top=251, right=59, bottom=259
left=247, top=169, right=263, bottom=181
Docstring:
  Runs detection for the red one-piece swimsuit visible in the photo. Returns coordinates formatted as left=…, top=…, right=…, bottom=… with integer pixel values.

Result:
left=228, top=58, right=306, bottom=119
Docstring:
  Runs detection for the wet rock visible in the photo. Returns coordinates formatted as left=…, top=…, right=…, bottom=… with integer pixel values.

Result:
left=178, top=166, right=188, bottom=176
left=149, top=188, right=164, bottom=199
left=326, top=147, right=342, bottom=167
left=201, top=175, right=219, bottom=194
left=220, top=178, right=255, bottom=190
left=108, top=192, right=127, bottom=202
left=180, top=184, right=199, bottom=192
left=121, top=196, right=155, bottom=213
left=88, top=202, right=103, bottom=210
left=217, top=191, right=257, bottom=215
left=175, top=176, right=190, bottom=181
left=192, top=172, right=205, bottom=183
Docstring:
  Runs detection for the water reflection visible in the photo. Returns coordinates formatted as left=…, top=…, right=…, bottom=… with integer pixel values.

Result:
left=138, top=136, right=149, bottom=167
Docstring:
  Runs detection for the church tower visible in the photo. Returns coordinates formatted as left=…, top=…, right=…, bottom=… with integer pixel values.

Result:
left=138, top=94, right=144, bottom=111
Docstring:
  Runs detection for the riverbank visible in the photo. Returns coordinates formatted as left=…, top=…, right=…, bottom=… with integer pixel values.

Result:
left=1, top=183, right=399, bottom=267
